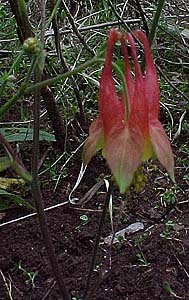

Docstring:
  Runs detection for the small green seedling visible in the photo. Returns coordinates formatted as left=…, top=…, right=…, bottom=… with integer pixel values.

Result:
left=80, top=214, right=89, bottom=225
left=135, top=235, right=149, bottom=266
left=160, top=185, right=179, bottom=207
left=163, top=281, right=184, bottom=299
left=160, top=220, right=176, bottom=239
left=18, top=261, right=38, bottom=288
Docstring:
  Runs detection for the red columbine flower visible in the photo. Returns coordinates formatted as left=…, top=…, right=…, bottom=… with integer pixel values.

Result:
left=83, top=29, right=174, bottom=193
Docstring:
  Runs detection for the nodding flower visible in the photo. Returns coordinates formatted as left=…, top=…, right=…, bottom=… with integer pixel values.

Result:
left=83, top=29, right=174, bottom=193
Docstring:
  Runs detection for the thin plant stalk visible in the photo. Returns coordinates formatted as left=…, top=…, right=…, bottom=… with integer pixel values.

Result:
left=26, top=57, right=104, bottom=93
left=83, top=181, right=112, bottom=300
left=0, top=55, right=38, bottom=119
left=85, top=200, right=126, bottom=300
left=49, top=0, right=86, bottom=124
left=148, top=0, right=166, bottom=46
left=26, top=58, right=130, bottom=118
left=134, top=0, right=149, bottom=36
left=0, top=57, right=128, bottom=121
left=46, top=0, right=62, bottom=29
left=61, top=0, right=94, bottom=55
left=9, top=0, right=34, bottom=42
left=31, top=59, right=71, bottom=300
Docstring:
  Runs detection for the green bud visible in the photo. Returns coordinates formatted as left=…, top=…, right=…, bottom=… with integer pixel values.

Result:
left=23, top=37, right=41, bottom=55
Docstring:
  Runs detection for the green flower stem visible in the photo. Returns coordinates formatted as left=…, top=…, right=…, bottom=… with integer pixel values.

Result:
left=114, top=63, right=130, bottom=120
left=46, top=0, right=62, bottom=29
left=0, top=56, right=129, bottom=122
left=25, top=57, right=130, bottom=118
left=17, top=0, right=34, bottom=39
left=8, top=51, right=24, bottom=75
left=26, top=58, right=103, bottom=93
left=31, top=47, right=71, bottom=300
left=0, top=55, right=38, bottom=120
left=149, top=0, right=166, bottom=46
left=18, top=0, right=27, bottom=14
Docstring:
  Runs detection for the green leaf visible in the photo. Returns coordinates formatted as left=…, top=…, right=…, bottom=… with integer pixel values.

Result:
left=0, top=127, right=55, bottom=142
left=61, top=10, right=66, bottom=22
left=0, top=189, right=34, bottom=210
left=37, top=49, right=46, bottom=73
left=0, top=177, right=25, bottom=190
left=97, top=40, right=107, bottom=58
left=0, top=201, right=11, bottom=210
left=11, top=160, right=32, bottom=183
left=0, top=156, right=11, bottom=172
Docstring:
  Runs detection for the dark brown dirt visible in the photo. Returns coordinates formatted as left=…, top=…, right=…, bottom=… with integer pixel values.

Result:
left=0, top=144, right=189, bottom=300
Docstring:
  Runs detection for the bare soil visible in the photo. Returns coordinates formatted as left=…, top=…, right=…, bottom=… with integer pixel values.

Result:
left=0, top=139, right=189, bottom=300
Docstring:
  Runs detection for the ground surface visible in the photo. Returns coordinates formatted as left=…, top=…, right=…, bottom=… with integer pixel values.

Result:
left=0, top=143, right=189, bottom=300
